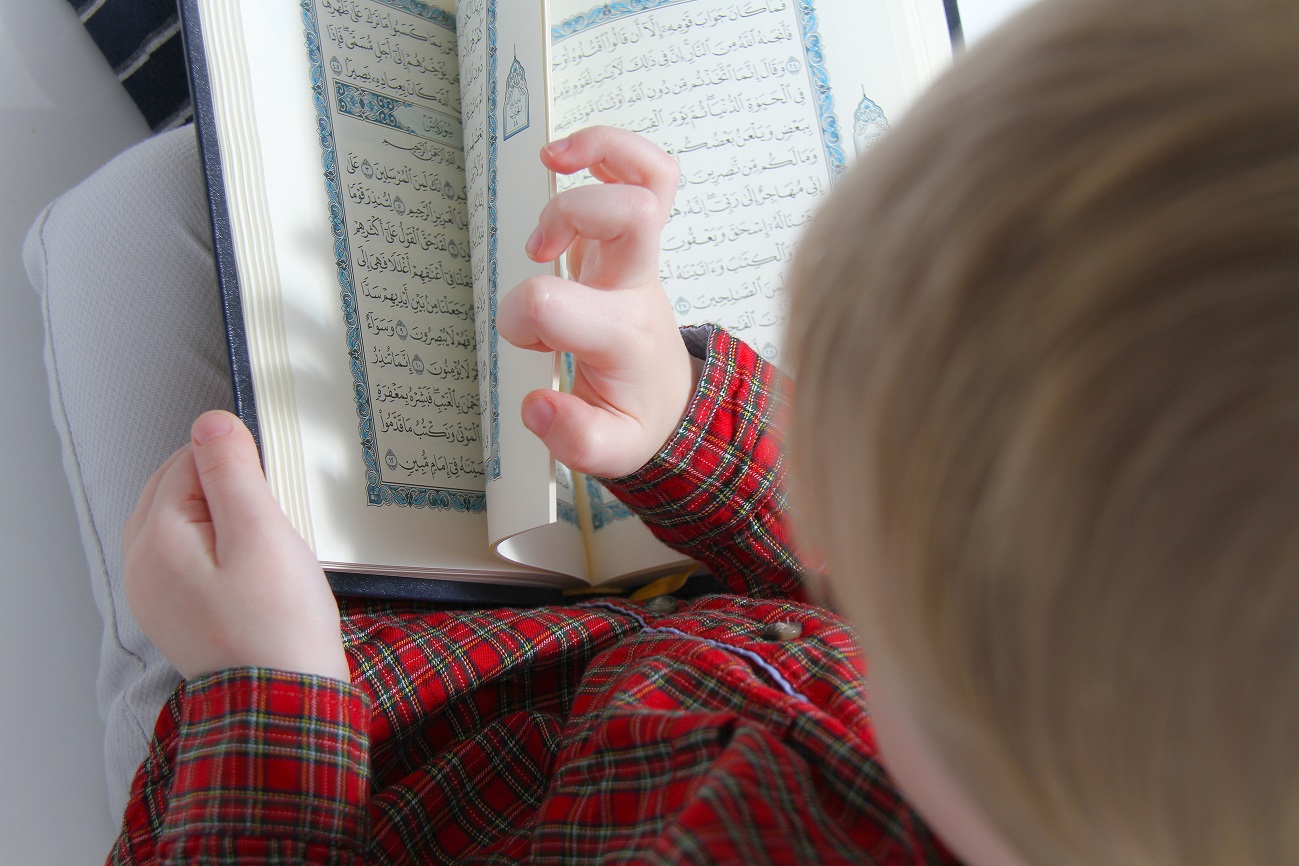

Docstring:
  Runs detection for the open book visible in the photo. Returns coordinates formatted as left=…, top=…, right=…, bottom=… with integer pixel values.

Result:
left=179, top=0, right=958, bottom=600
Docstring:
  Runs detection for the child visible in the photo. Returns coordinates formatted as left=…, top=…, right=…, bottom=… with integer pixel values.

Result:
left=113, top=125, right=923, bottom=865
left=783, top=0, right=1299, bottom=861
left=31, top=0, right=1298, bottom=861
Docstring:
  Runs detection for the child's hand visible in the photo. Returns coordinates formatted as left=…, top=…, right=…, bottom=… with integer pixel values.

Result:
left=122, top=411, right=350, bottom=683
left=499, top=126, right=696, bottom=479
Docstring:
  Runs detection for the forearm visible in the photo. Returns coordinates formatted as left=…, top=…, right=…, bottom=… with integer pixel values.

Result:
left=604, top=326, right=807, bottom=600
left=114, top=669, right=372, bottom=866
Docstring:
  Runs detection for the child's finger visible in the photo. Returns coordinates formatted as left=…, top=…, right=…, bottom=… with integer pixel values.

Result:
left=187, top=411, right=283, bottom=549
left=500, top=273, right=666, bottom=363
left=526, top=183, right=665, bottom=285
left=123, top=443, right=193, bottom=545
left=542, top=126, right=680, bottom=212
left=144, top=446, right=212, bottom=536
left=520, top=389, right=648, bottom=478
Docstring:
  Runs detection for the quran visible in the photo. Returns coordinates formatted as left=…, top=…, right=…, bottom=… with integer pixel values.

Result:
left=179, top=0, right=958, bottom=600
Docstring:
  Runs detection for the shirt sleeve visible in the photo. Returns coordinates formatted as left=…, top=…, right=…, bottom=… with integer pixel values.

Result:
left=119, top=668, right=372, bottom=866
left=602, top=325, right=807, bottom=600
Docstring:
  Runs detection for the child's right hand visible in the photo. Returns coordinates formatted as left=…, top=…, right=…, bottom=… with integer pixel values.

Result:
left=122, top=411, right=350, bottom=683
left=498, top=126, right=696, bottom=479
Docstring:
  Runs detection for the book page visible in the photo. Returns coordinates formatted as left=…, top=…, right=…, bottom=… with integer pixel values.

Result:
left=199, top=0, right=556, bottom=583
left=458, top=0, right=591, bottom=578
left=576, top=474, right=694, bottom=584
left=548, top=0, right=952, bottom=564
left=550, top=0, right=950, bottom=362
left=302, top=0, right=484, bottom=514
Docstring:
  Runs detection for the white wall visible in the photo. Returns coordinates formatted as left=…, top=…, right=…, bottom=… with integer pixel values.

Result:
left=0, top=0, right=1035, bottom=862
left=959, top=0, right=1035, bottom=42
left=0, top=2, right=148, bottom=864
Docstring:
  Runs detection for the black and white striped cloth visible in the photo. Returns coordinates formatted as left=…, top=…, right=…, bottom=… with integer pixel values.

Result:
left=69, top=0, right=192, bottom=131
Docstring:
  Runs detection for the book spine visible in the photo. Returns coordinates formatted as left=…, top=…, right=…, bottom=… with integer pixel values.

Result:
left=177, top=0, right=264, bottom=454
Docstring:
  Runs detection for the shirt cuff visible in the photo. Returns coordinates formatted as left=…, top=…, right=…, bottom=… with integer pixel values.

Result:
left=603, top=325, right=794, bottom=572
left=160, top=668, right=371, bottom=864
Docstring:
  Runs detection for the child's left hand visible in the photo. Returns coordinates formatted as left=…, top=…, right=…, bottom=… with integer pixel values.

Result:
left=498, top=126, right=695, bottom=478
left=122, top=411, right=351, bottom=683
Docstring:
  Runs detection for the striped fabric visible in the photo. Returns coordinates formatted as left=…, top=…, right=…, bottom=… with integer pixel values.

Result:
left=68, top=0, right=192, bottom=131
left=107, top=328, right=959, bottom=865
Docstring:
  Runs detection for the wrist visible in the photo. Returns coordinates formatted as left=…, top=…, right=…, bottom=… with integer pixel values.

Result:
left=179, top=628, right=351, bottom=684
left=606, top=326, right=713, bottom=481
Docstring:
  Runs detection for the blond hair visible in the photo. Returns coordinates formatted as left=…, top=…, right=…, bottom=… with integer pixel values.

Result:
left=786, top=0, right=1299, bottom=862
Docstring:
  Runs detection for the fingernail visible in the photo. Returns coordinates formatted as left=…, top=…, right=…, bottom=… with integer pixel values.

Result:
left=525, top=226, right=544, bottom=257
left=192, top=412, right=233, bottom=445
left=543, top=136, right=571, bottom=156
left=522, top=397, right=555, bottom=438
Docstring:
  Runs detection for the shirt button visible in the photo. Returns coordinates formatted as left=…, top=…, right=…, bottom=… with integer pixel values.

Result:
left=643, top=594, right=679, bottom=615
left=762, top=621, right=803, bottom=642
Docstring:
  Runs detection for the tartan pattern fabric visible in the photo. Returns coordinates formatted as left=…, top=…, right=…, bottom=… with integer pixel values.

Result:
left=158, top=672, right=369, bottom=864
left=609, top=326, right=805, bottom=602
left=108, top=328, right=957, bottom=865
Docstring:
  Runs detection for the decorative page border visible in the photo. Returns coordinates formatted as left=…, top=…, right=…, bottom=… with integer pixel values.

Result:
left=368, top=0, right=455, bottom=25
left=585, top=474, right=633, bottom=529
left=551, top=0, right=693, bottom=36
left=794, top=0, right=847, bottom=177
left=332, top=81, right=462, bottom=145
left=551, top=0, right=847, bottom=180
left=483, top=0, right=502, bottom=480
left=301, top=0, right=485, bottom=512
left=555, top=351, right=579, bottom=526
left=556, top=468, right=579, bottom=526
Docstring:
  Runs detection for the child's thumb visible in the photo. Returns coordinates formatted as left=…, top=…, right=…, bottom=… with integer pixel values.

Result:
left=522, top=390, right=646, bottom=478
left=190, top=410, right=277, bottom=533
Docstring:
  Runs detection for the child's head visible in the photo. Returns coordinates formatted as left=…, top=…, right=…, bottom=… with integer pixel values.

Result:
left=785, top=0, right=1299, bottom=862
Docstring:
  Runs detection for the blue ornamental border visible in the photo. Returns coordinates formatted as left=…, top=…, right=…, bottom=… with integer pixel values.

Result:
left=366, top=0, right=455, bottom=28
left=585, top=474, right=633, bottom=530
left=483, top=0, right=502, bottom=480
left=551, top=0, right=847, bottom=181
left=300, top=0, right=485, bottom=512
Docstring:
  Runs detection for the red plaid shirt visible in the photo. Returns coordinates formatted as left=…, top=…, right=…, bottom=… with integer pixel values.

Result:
left=109, top=327, right=957, bottom=865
